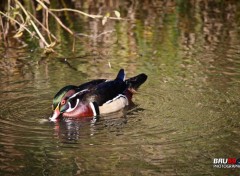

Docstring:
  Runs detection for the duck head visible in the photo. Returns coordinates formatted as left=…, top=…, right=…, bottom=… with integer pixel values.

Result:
left=50, top=85, right=78, bottom=121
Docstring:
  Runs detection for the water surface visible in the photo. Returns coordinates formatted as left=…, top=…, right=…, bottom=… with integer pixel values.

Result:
left=1, top=1, right=240, bottom=175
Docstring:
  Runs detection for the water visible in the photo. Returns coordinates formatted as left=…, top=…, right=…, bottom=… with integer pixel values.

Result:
left=1, top=1, right=240, bottom=175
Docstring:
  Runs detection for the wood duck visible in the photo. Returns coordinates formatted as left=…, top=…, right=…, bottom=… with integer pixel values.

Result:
left=49, top=69, right=147, bottom=121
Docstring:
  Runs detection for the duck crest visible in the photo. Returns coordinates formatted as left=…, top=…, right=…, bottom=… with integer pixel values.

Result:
left=50, top=69, right=147, bottom=121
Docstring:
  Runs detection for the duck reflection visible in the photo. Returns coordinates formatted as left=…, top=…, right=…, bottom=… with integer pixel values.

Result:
left=52, top=109, right=130, bottom=142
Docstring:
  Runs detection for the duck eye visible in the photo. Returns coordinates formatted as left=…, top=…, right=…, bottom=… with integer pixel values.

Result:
left=61, top=99, right=66, bottom=105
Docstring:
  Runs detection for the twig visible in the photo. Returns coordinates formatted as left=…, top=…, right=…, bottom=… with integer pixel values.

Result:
left=36, top=0, right=74, bottom=36
left=0, top=14, right=6, bottom=44
left=76, top=30, right=115, bottom=39
left=15, top=0, right=50, bottom=47
left=45, top=9, right=51, bottom=42
left=50, top=8, right=102, bottom=19
left=50, top=8, right=125, bottom=20
left=28, top=12, right=57, bottom=41
left=72, top=36, right=75, bottom=52
left=0, top=15, right=4, bottom=33
left=30, top=20, right=50, bottom=47
left=4, top=0, right=10, bottom=42
left=95, top=30, right=115, bottom=38
left=0, top=11, right=37, bottom=38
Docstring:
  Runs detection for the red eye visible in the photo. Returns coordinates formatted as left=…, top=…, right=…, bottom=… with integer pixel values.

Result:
left=61, top=99, right=66, bottom=105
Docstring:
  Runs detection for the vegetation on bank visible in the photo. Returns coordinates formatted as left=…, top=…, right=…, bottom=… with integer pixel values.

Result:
left=0, top=0, right=122, bottom=53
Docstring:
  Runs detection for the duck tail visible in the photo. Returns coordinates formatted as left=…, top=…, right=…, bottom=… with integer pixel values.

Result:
left=115, top=69, right=125, bottom=81
left=126, top=73, right=147, bottom=90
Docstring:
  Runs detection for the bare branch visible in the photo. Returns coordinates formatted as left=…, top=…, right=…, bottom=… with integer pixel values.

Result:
left=15, top=0, right=50, bottom=47
left=0, top=11, right=37, bottom=39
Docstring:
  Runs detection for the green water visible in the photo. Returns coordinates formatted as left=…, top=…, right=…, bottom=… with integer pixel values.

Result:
left=0, top=1, right=240, bottom=175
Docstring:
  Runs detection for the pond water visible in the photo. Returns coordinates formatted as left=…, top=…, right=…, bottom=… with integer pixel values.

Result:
left=1, top=1, right=240, bottom=175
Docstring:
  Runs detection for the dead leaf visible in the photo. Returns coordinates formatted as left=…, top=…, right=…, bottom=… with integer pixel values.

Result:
left=102, top=12, right=110, bottom=25
left=13, top=31, right=23, bottom=38
left=102, top=16, right=108, bottom=25
left=36, top=4, right=42, bottom=11
left=105, top=12, right=110, bottom=17
left=114, top=10, right=121, bottom=19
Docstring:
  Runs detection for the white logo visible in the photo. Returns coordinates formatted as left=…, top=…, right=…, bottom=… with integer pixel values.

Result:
left=213, top=158, right=240, bottom=168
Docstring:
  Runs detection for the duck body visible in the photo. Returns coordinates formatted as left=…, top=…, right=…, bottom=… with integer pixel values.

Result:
left=50, top=69, right=147, bottom=121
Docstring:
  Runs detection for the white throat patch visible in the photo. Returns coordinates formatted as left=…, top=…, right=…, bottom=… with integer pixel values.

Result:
left=66, top=98, right=79, bottom=112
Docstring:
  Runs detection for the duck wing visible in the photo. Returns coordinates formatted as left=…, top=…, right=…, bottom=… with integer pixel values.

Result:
left=74, top=69, right=147, bottom=106
left=81, top=69, right=127, bottom=106
left=77, top=79, right=106, bottom=91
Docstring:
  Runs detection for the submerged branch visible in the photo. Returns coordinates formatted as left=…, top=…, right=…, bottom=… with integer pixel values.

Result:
left=76, top=30, right=115, bottom=39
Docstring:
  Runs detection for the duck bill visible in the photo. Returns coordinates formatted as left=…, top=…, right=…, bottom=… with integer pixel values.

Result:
left=49, top=105, right=61, bottom=121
